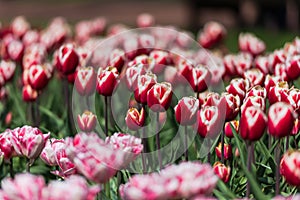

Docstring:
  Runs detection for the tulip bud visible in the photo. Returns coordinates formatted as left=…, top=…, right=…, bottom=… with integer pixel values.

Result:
left=245, top=85, right=267, bottom=99
left=213, top=162, right=231, bottom=183
left=23, top=43, right=47, bottom=70
left=187, top=65, right=212, bottom=93
left=28, top=63, right=52, bottom=90
left=125, top=63, right=146, bottom=91
left=226, top=78, right=250, bottom=101
left=198, top=21, right=226, bottom=48
left=271, top=50, right=286, bottom=69
left=127, top=54, right=155, bottom=71
left=22, top=85, right=38, bottom=102
left=5, top=112, right=12, bottom=127
left=238, top=33, right=265, bottom=56
left=242, top=96, right=266, bottom=112
left=75, top=66, right=96, bottom=96
left=56, top=43, right=79, bottom=75
left=96, top=66, right=119, bottom=96
left=22, top=30, right=39, bottom=47
left=287, top=55, right=300, bottom=81
left=137, top=13, right=155, bottom=28
left=239, top=106, right=267, bottom=141
left=280, top=150, right=300, bottom=186
left=195, top=106, right=223, bottom=138
left=174, top=96, right=199, bottom=126
left=254, top=56, right=270, bottom=75
left=222, top=93, right=240, bottom=121
left=108, top=49, right=125, bottom=72
left=233, top=52, right=252, bottom=77
left=149, top=50, right=170, bottom=74
left=11, top=16, right=30, bottom=38
left=7, top=39, right=24, bottom=62
left=147, top=82, right=173, bottom=112
left=215, top=143, right=232, bottom=160
left=134, top=72, right=157, bottom=104
left=224, top=120, right=239, bottom=138
left=274, top=63, right=288, bottom=82
left=264, top=75, right=282, bottom=95
left=0, top=60, right=16, bottom=82
left=77, top=111, right=97, bottom=132
left=0, top=130, right=14, bottom=161
left=268, top=102, right=297, bottom=138
left=285, top=88, right=300, bottom=115
left=268, top=81, right=289, bottom=105
left=224, top=54, right=237, bottom=76
left=243, top=68, right=264, bottom=87
left=125, top=107, right=146, bottom=131
left=11, top=125, right=50, bottom=160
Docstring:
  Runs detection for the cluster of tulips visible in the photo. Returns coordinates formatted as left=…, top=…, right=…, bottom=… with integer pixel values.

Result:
left=0, top=13, right=300, bottom=200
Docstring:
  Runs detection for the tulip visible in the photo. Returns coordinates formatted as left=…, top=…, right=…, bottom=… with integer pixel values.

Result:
left=108, top=48, right=125, bottom=72
left=195, top=106, right=223, bottom=139
left=280, top=150, right=300, bottom=186
left=245, top=85, right=267, bottom=99
left=254, top=56, right=270, bottom=75
left=10, top=126, right=50, bottom=161
left=174, top=96, right=199, bottom=126
left=77, top=111, right=97, bottom=132
left=127, top=54, right=155, bottom=71
left=238, top=32, right=265, bottom=56
left=274, top=63, right=289, bottom=82
left=198, top=21, right=226, bottom=48
left=224, top=120, right=239, bottom=138
left=264, top=75, right=282, bottom=94
left=226, top=78, right=250, bottom=101
left=224, top=54, right=237, bottom=76
left=74, top=66, right=96, bottom=96
left=268, top=81, right=289, bottom=105
left=137, top=13, right=155, bottom=28
left=22, top=30, right=39, bottom=47
left=271, top=50, right=287, bottom=69
left=0, top=60, right=16, bottom=82
left=1, top=173, right=45, bottom=200
left=7, top=39, right=24, bottom=62
left=222, top=92, right=240, bottom=121
left=147, top=82, right=173, bottom=112
left=125, top=107, right=145, bottom=131
left=42, top=175, right=100, bottom=200
left=22, top=85, right=38, bottom=102
left=125, top=63, right=146, bottom=91
left=243, top=68, right=264, bottom=87
left=268, top=102, right=297, bottom=138
left=287, top=55, right=300, bottom=81
left=96, top=66, right=119, bottom=97
left=5, top=112, right=12, bottom=127
left=0, top=130, right=14, bottom=161
left=138, top=34, right=155, bottom=55
left=233, top=52, right=252, bottom=77
left=40, top=138, right=65, bottom=166
left=241, top=96, right=266, bottom=112
left=213, top=162, right=231, bottom=183
left=187, top=65, right=212, bottom=93
left=11, top=16, right=30, bottom=38
left=22, top=43, right=47, bottom=70
left=28, top=63, right=52, bottom=90
left=215, top=143, right=232, bottom=160
left=56, top=43, right=79, bottom=75
left=149, top=50, right=170, bottom=74
left=239, top=106, right=267, bottom=141
left=134, top=72, right=157, bottom=104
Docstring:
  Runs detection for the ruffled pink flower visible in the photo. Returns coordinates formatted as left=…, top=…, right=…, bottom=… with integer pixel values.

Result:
left=42, top=175, right=100, bottom=200
left=1, top=173, right=45, bottom=200
left=0, top=129, right=15, bottom=161
left=120, top=162, right=218, bottom=200
left=10, top=126, right=50, bottom=161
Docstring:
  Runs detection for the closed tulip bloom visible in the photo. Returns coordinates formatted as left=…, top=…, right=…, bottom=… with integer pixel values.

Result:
left=233, top=52, right=252, bottom=77
left=149, top=50, right=171, bottom=74
left=137, top=13, right=155, bottom=28
left=174, top=96, right=199, bottom=126
left=0, top=130, right=14, bottom=161
left=11, top=125, right=50, bottom=160
left=287, top=55, right=300, bottom=81
left=213, top=162, right=231, bottom=183
left=285, top=88, right=300, bottom=115
left=108, top=48, right=125, bottom=72
left=280, top=150, right=300, bottom=186
left=22, top=85, right=38, bottom=102
left=238, top=32, right=265, bottom=56
left=195, top=106, right=223, bottom=139
left=134, top=72, right=157, bottom=104
left=264, top=75, right=282, bottom=95
left=241, top=96, right=266, bottom=112
left=0, top=60, right=16, bottom=82
left=243, top=68, right=264, bottom=87
left=77, top=111, right=97, bottom=132
left=187, top=65, right=212, bottom=93
left=268, top=102, right=297, bottom=138
left=1, top=173, right=45, bottom=200
left=28, top=63, right=52, bottom=90
left=224, top=120, right=239, bottom=138
left=75, top=66, right=96, bottom=96
left=96, top=66, right=119, bottom=96
left=239, top=106, right=267, bottom=141
left=22, top=30, right=39, bottom=47
left=11, top=16, right=30, bottom=38
left=125, top=63, right=146, bottom=91
left=147, top=82, right=173, bottom=112
left=56, top=43, right=79, bottom=75
left=198, top=21, right=226, bottom=48
left=274, top=63, right=289, bottom=82
left=226, top=78, right=250, bottom=101
left=7, top=39, right=24, bottom=62
left=268, top=81, right=289, bottom=105
left=215, top=143, right=232, bottom=160
left=245, top=85, right=267, bottom=99
left=42, top=175, right=100, bottom=200
left=222, top=92, right=240, bottom=121
left=254, top=56, right=270, bottom=75
left=125, top=107, right=146, bottom=131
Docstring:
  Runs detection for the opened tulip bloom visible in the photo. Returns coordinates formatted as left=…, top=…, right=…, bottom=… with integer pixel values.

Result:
left=77, top=111, right=97, bottom=132
left=125, top=107, right=145, bottom=131
left=147, top=82, right=173, bottom=112
left=213, top=162, right=231, bottom=183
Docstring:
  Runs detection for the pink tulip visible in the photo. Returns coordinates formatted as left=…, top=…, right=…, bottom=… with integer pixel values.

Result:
left=174, top=96, right=199, bottom=126
left=75, top=66, right=96, bottom=96
left=0, top=130, right=14, bottom=161
left=147, top=82, right=173, bottom=112
left=134, top=72, right=157, bottom=104
left=96, top=66, right=119, bottom=96
left=213, top=162, right=231, bottom=183
left=40, top=138, right=65, bottom=166
left=11, top=16, right=30, bottom=38
left=280, top=150, right=300, bottom=186
left=77, top=111, right=97, bottom=132
left=239, top=33, right=265, bottom=56
left=0, top=60, right=16, bottom=82
left=10, top=125, right=50, bottom=160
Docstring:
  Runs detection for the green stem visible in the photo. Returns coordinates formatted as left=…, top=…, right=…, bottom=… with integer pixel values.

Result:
left=156, top=112, right=162, bottom=170
left=184, top=126, right=188, bottom=161
left=275, top=139, right=281, bottom=195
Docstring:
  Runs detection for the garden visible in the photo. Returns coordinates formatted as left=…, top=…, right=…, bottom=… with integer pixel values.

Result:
left=0, top=13, right=299, bottom=200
